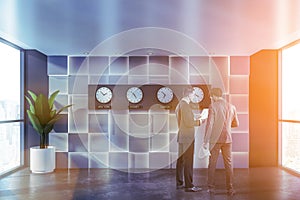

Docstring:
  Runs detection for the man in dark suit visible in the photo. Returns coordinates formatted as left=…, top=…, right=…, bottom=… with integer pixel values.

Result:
left=175, top=86, right=203, bottom=192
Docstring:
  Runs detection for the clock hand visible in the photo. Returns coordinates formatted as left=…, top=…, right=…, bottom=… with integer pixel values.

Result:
left=132, top=92, right=137, bottom=98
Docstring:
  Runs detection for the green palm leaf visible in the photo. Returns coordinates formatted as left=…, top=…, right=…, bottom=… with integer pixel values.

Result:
left=25, top=95, right=35, bottom=114
left=27, top=110, right=43, bottom=134
left=28, top=90, right=37, bottom=101
left=56, top=104, right=72, bottom=115
left=35, top=94, right=51, bottom=126
left=49, top=90, right=59, bottom=110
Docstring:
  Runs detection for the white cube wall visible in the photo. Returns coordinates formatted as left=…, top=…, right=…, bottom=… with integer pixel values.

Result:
left=48, top=55, right=249, bottom=169
left=49, top=76, right=68, bottom=94
left=89, top=153, right=109, bottom=168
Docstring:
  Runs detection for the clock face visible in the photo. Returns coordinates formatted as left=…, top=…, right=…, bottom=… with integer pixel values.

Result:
left=126, top=87, right=143, bottom=104
left=157, top=86, right=174, bottom=104
left=191, top=87, right=204, bottom=103
left=95, top=87, right=113, bottom=103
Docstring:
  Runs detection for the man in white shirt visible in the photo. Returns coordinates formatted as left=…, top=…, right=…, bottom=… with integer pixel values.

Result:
left=204, top=88, right=239, bottom=196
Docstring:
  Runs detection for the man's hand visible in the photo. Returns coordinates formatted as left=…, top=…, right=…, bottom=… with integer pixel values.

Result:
left=203, top=143, right=209, bottom=150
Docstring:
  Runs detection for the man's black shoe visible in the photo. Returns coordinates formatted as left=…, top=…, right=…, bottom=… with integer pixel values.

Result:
left=207, top=188, right=215, bottom=194
left=227, top=189, right=236, bottom=196
left=176, top=185, right=185, bottom=189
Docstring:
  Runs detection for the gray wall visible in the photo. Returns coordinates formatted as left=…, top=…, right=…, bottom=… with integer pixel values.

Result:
left=24, top=50, right=48, bottom=165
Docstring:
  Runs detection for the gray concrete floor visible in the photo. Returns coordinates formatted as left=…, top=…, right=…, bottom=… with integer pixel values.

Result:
left=0, top=167, right=299, bottom=200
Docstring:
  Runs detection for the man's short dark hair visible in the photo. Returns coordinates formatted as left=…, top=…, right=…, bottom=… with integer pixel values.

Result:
left=210, top=88, right=223, bottom=97
left=183, top=86, right=194, bottom=96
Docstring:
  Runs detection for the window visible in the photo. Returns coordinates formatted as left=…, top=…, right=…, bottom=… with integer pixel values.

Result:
left=0, top=40, right=23, bottom=175
left=280, top=41, right=300, bottom=173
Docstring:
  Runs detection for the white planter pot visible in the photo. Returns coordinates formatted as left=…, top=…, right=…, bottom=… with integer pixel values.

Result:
left=30, top=146, right=56, bottom=173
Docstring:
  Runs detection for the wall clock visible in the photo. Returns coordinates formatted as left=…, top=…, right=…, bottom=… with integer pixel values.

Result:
left=126, top=86, right=143, bottom=104
left=95, top=86, right=113, bottom=103
left=157, top=86, right=174, bottom=104
left=191, top=86, right=204, bottom=103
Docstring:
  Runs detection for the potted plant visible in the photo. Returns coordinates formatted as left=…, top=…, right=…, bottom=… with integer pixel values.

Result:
left=25, top=90, right=72, bottom=173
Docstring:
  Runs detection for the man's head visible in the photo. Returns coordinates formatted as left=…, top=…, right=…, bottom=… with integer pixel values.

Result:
left=210, top=88, right=223, bottom=100
left=183, top=86, right=194, bottom=101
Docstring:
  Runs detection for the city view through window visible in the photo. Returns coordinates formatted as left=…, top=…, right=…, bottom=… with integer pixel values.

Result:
left=0, top=41, right=22, bottom=175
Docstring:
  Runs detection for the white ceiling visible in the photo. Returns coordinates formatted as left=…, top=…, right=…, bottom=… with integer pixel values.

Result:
left=0, top=0, right=300, bottom=56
